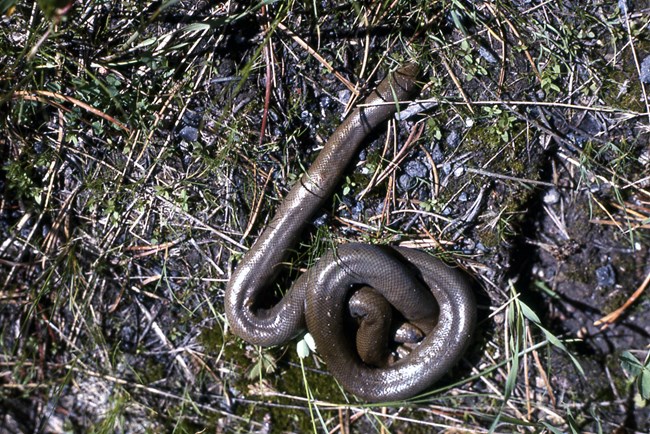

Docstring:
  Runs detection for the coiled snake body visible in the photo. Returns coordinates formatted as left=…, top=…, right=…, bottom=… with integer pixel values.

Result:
left=226, top=64, right=476, bottom=402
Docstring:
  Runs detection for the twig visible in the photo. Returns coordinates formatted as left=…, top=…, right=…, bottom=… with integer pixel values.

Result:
left=466, top=167, right=560, bottom=188
left=259, top=4, right=275, bottom=146
left=242, top=167, right=275, bottom=240
left=594, top=269, right=650, bottom=329
left=13, top=90, right=130, bottom=132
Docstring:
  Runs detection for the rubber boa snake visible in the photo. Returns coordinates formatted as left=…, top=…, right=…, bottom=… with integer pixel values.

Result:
left=225, top=63, right=476, bottom=402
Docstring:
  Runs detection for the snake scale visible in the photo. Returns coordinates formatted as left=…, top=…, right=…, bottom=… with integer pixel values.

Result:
left=225, top=63, right=476, bottom=402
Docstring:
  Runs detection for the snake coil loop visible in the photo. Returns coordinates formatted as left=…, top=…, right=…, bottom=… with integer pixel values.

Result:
left=225, top=64, right=476, bottom=402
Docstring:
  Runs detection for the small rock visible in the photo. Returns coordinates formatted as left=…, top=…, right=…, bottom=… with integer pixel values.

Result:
left=595, top=264, right=616, bottom=287
left=351, top=200, right=364, bottom=220
left=543, top=188, right=560, bottom=205
left=638, top=148, right=650, bottom=166
left=404, top=160, right=427, bottom=178
left=33, top=141, right=45, bottom=154
left=358, top=148, right=367, bottom=161
left=313, top=213, right=328, bottom=227
left=398, top=174, right=415, bottom=191
left=430, top=142, right=444, bottom=162
left=178, top=126, right=198, bottom=142
left=640, top=55, right=650, bottom=84
left=120, top=325, right=137, bottom=352
left=338, top=89, right=352, bottom=107
left=478, top=45, right=497, bottom=64
left=566, top=132, right=587, bottom=149
left=589, top=183, right=602, bottom=194
left=182, top=109, right=201, bottom=126
left=319, top=94, right=332, bottom=110
left=300, top=110, right=312, bottom=123
left=446, top=130, right=461, bottom=148
left=461, top=238, right=476, bottom=254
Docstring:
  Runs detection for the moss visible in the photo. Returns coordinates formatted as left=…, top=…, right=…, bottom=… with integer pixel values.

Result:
left=604, top=352, right=633, bottom=398
left=199, top=324, right=226, bottom=352
left=599, top=37, right=650, bottom=114
left=477, top=226, right=502, bottom=249
left=138, top=357, right=166, bottom=384
left=167, top=419, right=204, bottom=434
left=599, top=289, right=630, bottom=315
left=213, top=346, right=350, bottom=431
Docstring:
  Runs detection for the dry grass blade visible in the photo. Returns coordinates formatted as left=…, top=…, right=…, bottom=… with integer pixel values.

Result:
left=13, top=90, right=130, bottom=132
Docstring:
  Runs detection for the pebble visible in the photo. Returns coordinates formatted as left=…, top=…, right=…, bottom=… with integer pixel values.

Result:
left=313, top=213, right=328, bottom=227
left=319, top=94, right=332, bottom=110
left=595, top=264, right=616, bottom=287
left=398, top=174, right=415, bottom=191
left=404, top=160, right=427, bottom=178
left=182, top=109, right=202, bottom=126
left=300, top=110, right=312, bottom=124
left=446, top=130, right=461, bottom=148
left=478, top=46, right=498, bottom=64
left=178, top=126, right=198, bottom=142
left=640, top=55, right=650, bottom=84
left=430, top=142, right=444, bottom=162
left=351, top=201, right=364, bottom=220
left=543, top=188, right=560, bottom=205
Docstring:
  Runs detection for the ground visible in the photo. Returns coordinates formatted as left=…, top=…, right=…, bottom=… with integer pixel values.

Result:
left=1, top=1, right=649, bottom=433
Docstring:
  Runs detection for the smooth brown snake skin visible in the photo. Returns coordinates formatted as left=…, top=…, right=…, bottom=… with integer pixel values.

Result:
left=225, top=64, right=476, bottom=402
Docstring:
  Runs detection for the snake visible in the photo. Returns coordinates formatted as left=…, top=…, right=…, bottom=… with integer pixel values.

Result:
left=225, top=63, right=476, bottom=402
